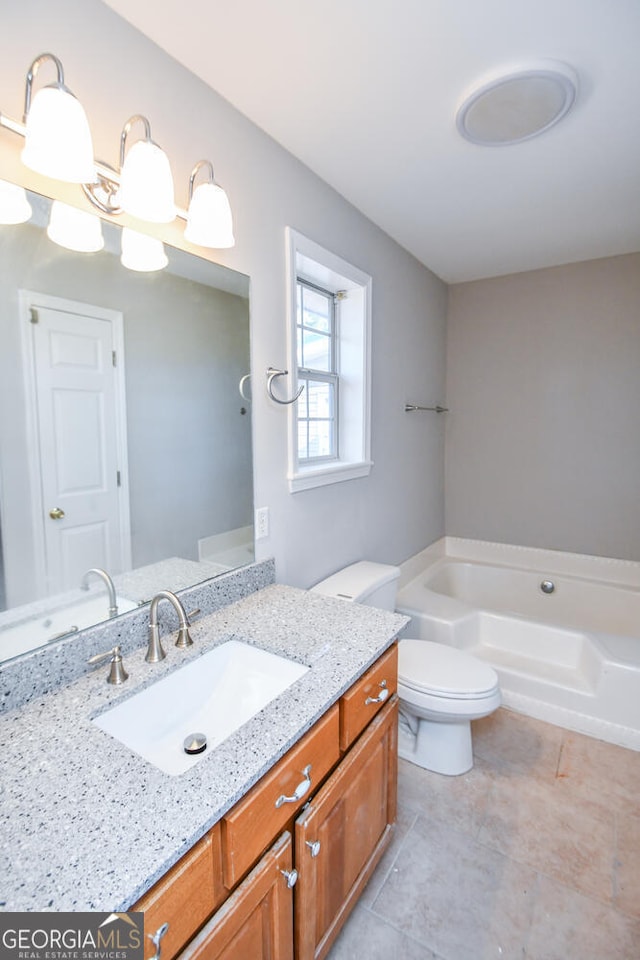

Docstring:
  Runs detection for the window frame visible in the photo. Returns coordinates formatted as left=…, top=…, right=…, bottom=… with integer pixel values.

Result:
left=285, top=228, right=372, bottom=493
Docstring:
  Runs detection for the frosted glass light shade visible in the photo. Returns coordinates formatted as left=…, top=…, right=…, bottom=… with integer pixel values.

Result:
left=184, top=181, right=235, bottom=248
left=21, top=85, right=95, bottom=183
left=121, top=228, right=168, bottom=272
left=0, top=179, right=32, bottom=224
left=118, top=139, right=176, bottom=223
left=457, top=61, right=578, bottom=146
left=47, top=201, right=104, bottom=253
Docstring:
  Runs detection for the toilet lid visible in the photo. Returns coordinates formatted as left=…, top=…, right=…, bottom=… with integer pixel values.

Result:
left=398, top=639, right=499, bottom=698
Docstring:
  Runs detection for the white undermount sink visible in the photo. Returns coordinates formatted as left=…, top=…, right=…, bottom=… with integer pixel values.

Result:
left=92, top=639, right=309, bottom=775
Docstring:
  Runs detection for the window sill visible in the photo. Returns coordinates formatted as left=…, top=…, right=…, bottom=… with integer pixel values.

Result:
left=288, top=460, right=373, bottom=493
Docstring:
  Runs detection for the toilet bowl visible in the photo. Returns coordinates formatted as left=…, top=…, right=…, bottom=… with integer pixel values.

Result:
left=312, top=560, right=501, bottom=776
left=398, top=638, right=501, bottom=775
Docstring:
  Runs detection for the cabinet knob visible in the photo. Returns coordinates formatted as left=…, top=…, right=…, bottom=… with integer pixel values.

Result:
left=281, top=867, right=298, bottom=889
left=306, top=839, right=321, bottom=858
left=365, top=679, right=389, bottom=705
left=148, top=922, right=169, bottom=960
left=49, top=506, right=65, bottom=520
left=275, top=764, right=312, bottom=808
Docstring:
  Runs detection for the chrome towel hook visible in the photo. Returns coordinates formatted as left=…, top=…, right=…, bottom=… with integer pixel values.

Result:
left=266, top=367, right=304, bottom=405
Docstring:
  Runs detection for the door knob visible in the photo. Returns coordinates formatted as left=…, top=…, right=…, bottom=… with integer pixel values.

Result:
left=49, top=507, right=65, bottom=520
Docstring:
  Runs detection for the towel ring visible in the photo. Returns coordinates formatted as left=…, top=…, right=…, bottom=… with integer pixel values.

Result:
left=239, top=374, right=251, bottom=401
left=266, top=367, right=304, bottom=405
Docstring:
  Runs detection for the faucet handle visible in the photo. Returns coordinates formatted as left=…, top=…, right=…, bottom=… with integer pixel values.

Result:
left=88, top=645, right=129, bottom=684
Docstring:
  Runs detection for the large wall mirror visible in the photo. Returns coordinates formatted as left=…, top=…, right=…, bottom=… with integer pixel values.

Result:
left=0, top=186, right=253, bottom=663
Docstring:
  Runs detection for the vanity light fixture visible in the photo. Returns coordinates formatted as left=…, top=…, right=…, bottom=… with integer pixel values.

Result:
left=20, top=53, right=95, bottom=183
left=0, top=178, right=32, bottom=224
left=120, top=227, right=168, bottom=272
left=46, top=200, right=104, bottom=253
left=456, top=60, right=578, bottom=146
left=184, top=160, right=235, bottom=249
left=116, top=115, right=176, bottom=223
left=0, top=53, right=235, bottom=248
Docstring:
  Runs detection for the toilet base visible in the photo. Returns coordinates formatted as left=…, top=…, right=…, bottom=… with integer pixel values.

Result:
left=398, top=713, right=474, bottom=776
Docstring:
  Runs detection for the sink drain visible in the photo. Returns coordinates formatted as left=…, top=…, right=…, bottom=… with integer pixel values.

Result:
left=183, top=732, right=207, bottom=755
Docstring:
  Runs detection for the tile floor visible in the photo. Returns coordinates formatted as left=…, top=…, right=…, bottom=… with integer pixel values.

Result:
left=328, top=708, right=640, bottom=960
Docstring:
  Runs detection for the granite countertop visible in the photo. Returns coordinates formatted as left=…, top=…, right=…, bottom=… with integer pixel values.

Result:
left=0, top=584, right=407, bottom=913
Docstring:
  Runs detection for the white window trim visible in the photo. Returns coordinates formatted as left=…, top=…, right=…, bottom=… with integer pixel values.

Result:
left=285, top=228, right=372, bottom=493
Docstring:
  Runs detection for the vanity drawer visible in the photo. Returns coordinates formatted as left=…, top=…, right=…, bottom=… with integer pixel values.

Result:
left=221, top=704, right=340, bottom=889
left=339, top=643, right=398, bottom=750
left=135, top=824, right=226, bottom=960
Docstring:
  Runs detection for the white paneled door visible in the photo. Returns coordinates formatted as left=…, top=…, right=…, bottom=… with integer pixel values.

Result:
left=23, top=293, right=131, bottom=597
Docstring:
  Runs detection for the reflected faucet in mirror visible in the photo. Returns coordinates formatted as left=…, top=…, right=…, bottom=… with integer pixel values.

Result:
left=81, top=568, right=118, bottom=619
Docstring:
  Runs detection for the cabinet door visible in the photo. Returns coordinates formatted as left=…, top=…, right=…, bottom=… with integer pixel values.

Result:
left=180, top=831, right=294, bottom=960
left=294, top=698, right=398, bottom=960
left=134, top=825, right=226, bottom=960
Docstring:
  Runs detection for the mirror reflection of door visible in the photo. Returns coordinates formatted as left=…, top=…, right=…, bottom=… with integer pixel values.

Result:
left=20, top=291, right=131, bottom=599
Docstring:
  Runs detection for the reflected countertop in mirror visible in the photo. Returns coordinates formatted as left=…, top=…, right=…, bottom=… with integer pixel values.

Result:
left=0, top=186, right=253, bottom=663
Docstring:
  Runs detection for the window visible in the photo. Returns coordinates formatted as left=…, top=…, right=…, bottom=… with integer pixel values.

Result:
left=296, top=279, right=338, bottom=463
left=286, top=228, right=372, bottom=493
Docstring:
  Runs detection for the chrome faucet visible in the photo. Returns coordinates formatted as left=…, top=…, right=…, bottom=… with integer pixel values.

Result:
left=81, top=567, right=118, bottom=618
left=146, top=590, right=193, bottom=663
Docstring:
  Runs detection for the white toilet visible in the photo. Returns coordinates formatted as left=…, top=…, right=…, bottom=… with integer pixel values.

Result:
left=312, top=561, right=501, bottom=776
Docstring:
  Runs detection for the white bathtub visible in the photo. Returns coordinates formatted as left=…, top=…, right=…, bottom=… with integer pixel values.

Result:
left=397, top=538, right=640, bottom=750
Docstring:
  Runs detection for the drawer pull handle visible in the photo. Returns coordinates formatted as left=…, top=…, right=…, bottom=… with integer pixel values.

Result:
left=281, top=867, right=299, bottom=889
left=148, top=922, right=169, bottom=960
left=306, top=839, right=321, bottom=858
left=365, top=679, right=389, bottom=705
left=275, top=764, right=312, bottom=808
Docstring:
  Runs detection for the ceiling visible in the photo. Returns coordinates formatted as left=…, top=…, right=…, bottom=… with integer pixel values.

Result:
left=102, top=0, right=640, bottom=283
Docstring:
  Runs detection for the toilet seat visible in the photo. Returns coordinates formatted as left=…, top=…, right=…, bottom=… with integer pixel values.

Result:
left=398, top=638, right=499, bottom=700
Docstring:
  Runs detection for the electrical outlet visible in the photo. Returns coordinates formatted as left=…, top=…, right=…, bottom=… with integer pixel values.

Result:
left=255, top=506, right=270, bottom=540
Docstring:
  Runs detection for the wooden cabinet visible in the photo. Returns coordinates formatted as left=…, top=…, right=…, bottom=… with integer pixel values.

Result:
left=134, top=644, right=398, bottom=960
left=181, top=832, right=295, bottom=960
left=294, top=698, right=398, bottom=960
left=135, top=825, right=226, bottom=960
left=221, top=706, right=340, bottom=889
left=339, top=644, right=398, bottom=750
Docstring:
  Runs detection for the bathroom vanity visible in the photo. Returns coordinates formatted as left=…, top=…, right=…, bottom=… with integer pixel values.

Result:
left=0, top=574, right=407, bottom=960
left=137, top=645, right=398, bottom=960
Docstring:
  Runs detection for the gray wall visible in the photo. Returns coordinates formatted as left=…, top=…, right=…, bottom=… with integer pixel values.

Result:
left=0, top=0, right=447, bottom=589
left=445, top=253, right=640, bottom=562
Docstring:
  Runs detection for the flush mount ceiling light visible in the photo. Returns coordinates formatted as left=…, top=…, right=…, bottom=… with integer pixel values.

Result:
left=456, top=60, right=578, bottom=146
left=0, top=53, right=235, bottom=248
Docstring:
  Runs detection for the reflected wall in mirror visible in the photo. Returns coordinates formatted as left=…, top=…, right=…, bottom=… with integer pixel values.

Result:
left=0, top=188, right=253, bottom=663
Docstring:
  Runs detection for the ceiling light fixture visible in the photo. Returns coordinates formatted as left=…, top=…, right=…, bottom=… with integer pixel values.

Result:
left=0, top=53, right=235, bottom=248
left=456, top=60, right=578, bottom=146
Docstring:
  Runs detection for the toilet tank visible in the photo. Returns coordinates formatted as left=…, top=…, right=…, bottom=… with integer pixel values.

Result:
left=311, top=561, right=401, bottom=611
